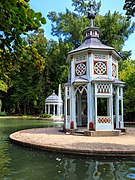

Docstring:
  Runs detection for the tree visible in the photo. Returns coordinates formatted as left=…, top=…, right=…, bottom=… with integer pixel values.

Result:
left=2, top=29, right=47, bottom=114
left=44, top=39, right=71, bottom=97
left=48, top=0, right=101, bottom=48
left=0, top=0, right=46, bottom=91
left=123, top=0, right=135, bottom=20
left=48, top=0, right=135, bottom=57
left=95, top=11, right=135, bottom=52
left=119, top=59, right=135, bottom=121
left=0, top=0, right=46, bottom=53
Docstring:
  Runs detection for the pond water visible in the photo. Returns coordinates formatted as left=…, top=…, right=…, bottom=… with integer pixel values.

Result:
left=0, top=118, right=135, bottom=180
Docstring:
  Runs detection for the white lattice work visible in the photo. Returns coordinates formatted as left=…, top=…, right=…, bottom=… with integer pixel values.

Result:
left=75, top=55, right=87, bottom=62
left=94, top=61, right=107, bottom=75
left=97, top=84, right=111, bottom=93
left=94, top=54, right=108, bottom=60
left=75, top=62, right=86, bottom=76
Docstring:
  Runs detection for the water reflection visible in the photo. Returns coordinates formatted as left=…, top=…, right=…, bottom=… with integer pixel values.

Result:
left=0, top=144, right=11, bottom=179
left=0, top=118, right=135, bottom=179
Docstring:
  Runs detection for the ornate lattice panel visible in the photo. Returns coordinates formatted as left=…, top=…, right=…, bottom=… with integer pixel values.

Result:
left=75, top=62, right=87, bottom=76
left=98, top=117, right=111, bottom=123
left=97, top=84, right=111, bottom=94
left=112, top=63, right=117, bottom=78
left=75, top=55, right=87, bottom=62
left=94, top=54, right=108, bottom=60
left=94, top=61, right=107, bottom=75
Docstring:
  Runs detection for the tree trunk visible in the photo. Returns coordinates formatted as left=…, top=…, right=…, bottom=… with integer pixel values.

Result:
left=24, top=102, right=26, bottom=115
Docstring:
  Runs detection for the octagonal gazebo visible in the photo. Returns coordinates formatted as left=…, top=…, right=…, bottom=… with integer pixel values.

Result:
left=64, top=5, right=125, bottom=135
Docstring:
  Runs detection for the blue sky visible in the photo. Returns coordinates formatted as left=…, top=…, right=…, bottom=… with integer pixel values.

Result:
left=30, top=0, right=135, bottom=59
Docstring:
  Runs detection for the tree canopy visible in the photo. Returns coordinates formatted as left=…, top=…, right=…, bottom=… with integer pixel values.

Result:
left=0, top=0, right=46, bottom=92
left=48, top=0, right=135, bottom=57
left=119, top=59, right=135, bottom=121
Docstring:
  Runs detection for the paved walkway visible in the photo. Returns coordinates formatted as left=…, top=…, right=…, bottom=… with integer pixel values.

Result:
left=10, top=127, right=135, bottom=157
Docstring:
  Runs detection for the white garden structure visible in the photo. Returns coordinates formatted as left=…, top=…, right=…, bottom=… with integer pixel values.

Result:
left=64, top=5, right=125, bottom=133
left=45, top=84, right=63, bottom=120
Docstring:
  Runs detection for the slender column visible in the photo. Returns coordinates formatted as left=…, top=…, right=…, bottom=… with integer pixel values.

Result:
left=71, top=85, right=76, bottom=129
left=71, top=60, right=75, bottom=82
left=110, top=96, right=113, bottom=130
left=121, top=87, right=124, bottom=128
left=95, top=96, right=97, bottom=131
left=48, top=104, right=50, bottom=115
left=115, top=86, right=119, bottom=128
left=87, top=83, right=92, bottom=129
left=45, top=104, right=47, bottom=114
left=108, top=54, right=112, bottom=79
left=76, top=92, right=81, bottom=126
left=65, top=87, right=68, bottom=128
left=53, top=104, right=55, bottom=116
left=57, top=104, right=60, bottom=117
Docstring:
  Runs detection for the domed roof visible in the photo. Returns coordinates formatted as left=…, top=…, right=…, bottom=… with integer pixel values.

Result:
left=45, top=91, right=63, bottom=103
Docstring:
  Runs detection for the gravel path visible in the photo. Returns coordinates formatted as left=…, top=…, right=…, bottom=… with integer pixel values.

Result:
left=10, top=127, right=135, bottom=157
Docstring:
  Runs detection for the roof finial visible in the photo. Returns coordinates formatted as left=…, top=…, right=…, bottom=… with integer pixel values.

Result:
left=86, top=3, right=96, bottom=27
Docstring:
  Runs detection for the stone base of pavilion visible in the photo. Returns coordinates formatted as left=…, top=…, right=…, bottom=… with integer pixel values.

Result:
left=64, top=128, right=127, bottom=137
left=10, top=127, right=135, bottom=157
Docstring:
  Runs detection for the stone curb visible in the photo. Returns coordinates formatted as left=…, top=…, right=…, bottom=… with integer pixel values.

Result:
left=9, top=128, right=135, bottom=158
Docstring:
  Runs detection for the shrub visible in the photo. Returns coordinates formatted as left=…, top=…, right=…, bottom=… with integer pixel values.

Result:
left=40, top=114, right=51, bottom=118
left=0, top=112, right=8, bottom=116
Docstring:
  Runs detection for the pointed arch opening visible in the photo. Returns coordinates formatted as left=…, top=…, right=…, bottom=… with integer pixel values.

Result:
left=75, top=84, right=88, bottom=128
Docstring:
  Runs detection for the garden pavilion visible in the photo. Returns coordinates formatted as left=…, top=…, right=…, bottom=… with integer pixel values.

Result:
left=45, top=84, right=63, bottom=120
left=64, top=5, right=125, bottom=134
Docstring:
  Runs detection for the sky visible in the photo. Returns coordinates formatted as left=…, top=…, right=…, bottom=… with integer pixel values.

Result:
left=30, top=0, right=135, bottom=59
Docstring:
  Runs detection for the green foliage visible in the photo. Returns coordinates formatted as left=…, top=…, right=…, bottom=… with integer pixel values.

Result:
left=95, top=12, right=135, bottom=52
left=123, top=0, right=135, bottom=20
left=0, top=0, right=46, bottom=92
left=119, top=59, right=135, bottom=121
left=72, top=0, right=101, bottom=15
left=0, top=112, right=8, bottom=116
left=48, top=0, right=134, bottom=56
left=0, top=80, right=8, bottom=92
left=2, top=29, right=47, bottom=114
left=40, top=113, right=51, bottom=118
left=0, top=0, right=46, bottom=52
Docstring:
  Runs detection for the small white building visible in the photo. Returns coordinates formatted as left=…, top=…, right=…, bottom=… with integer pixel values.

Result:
left=64, top=5, right=125, bottom=134
left=45, top=84, right=63, bottom=120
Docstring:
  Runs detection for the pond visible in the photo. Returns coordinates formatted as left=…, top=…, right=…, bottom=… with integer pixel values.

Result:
left=0, top=118, right=135, bottom=180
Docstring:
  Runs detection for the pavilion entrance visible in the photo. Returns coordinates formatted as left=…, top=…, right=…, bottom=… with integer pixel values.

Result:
left=75, top=85, right=88, bottom=128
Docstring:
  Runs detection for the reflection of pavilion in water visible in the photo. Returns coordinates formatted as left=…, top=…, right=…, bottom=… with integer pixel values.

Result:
left=61, top=159, right=129, bottom=180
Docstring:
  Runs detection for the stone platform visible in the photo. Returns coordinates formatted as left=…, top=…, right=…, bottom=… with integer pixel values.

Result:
left=10, top=127, right=135, bottom=157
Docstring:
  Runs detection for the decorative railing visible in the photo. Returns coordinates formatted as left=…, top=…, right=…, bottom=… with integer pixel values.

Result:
left=97, top=116, right=111, bottom=123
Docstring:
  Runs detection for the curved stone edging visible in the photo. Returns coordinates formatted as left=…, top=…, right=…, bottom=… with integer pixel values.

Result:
left=9, top=127, right=135, bottom=157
